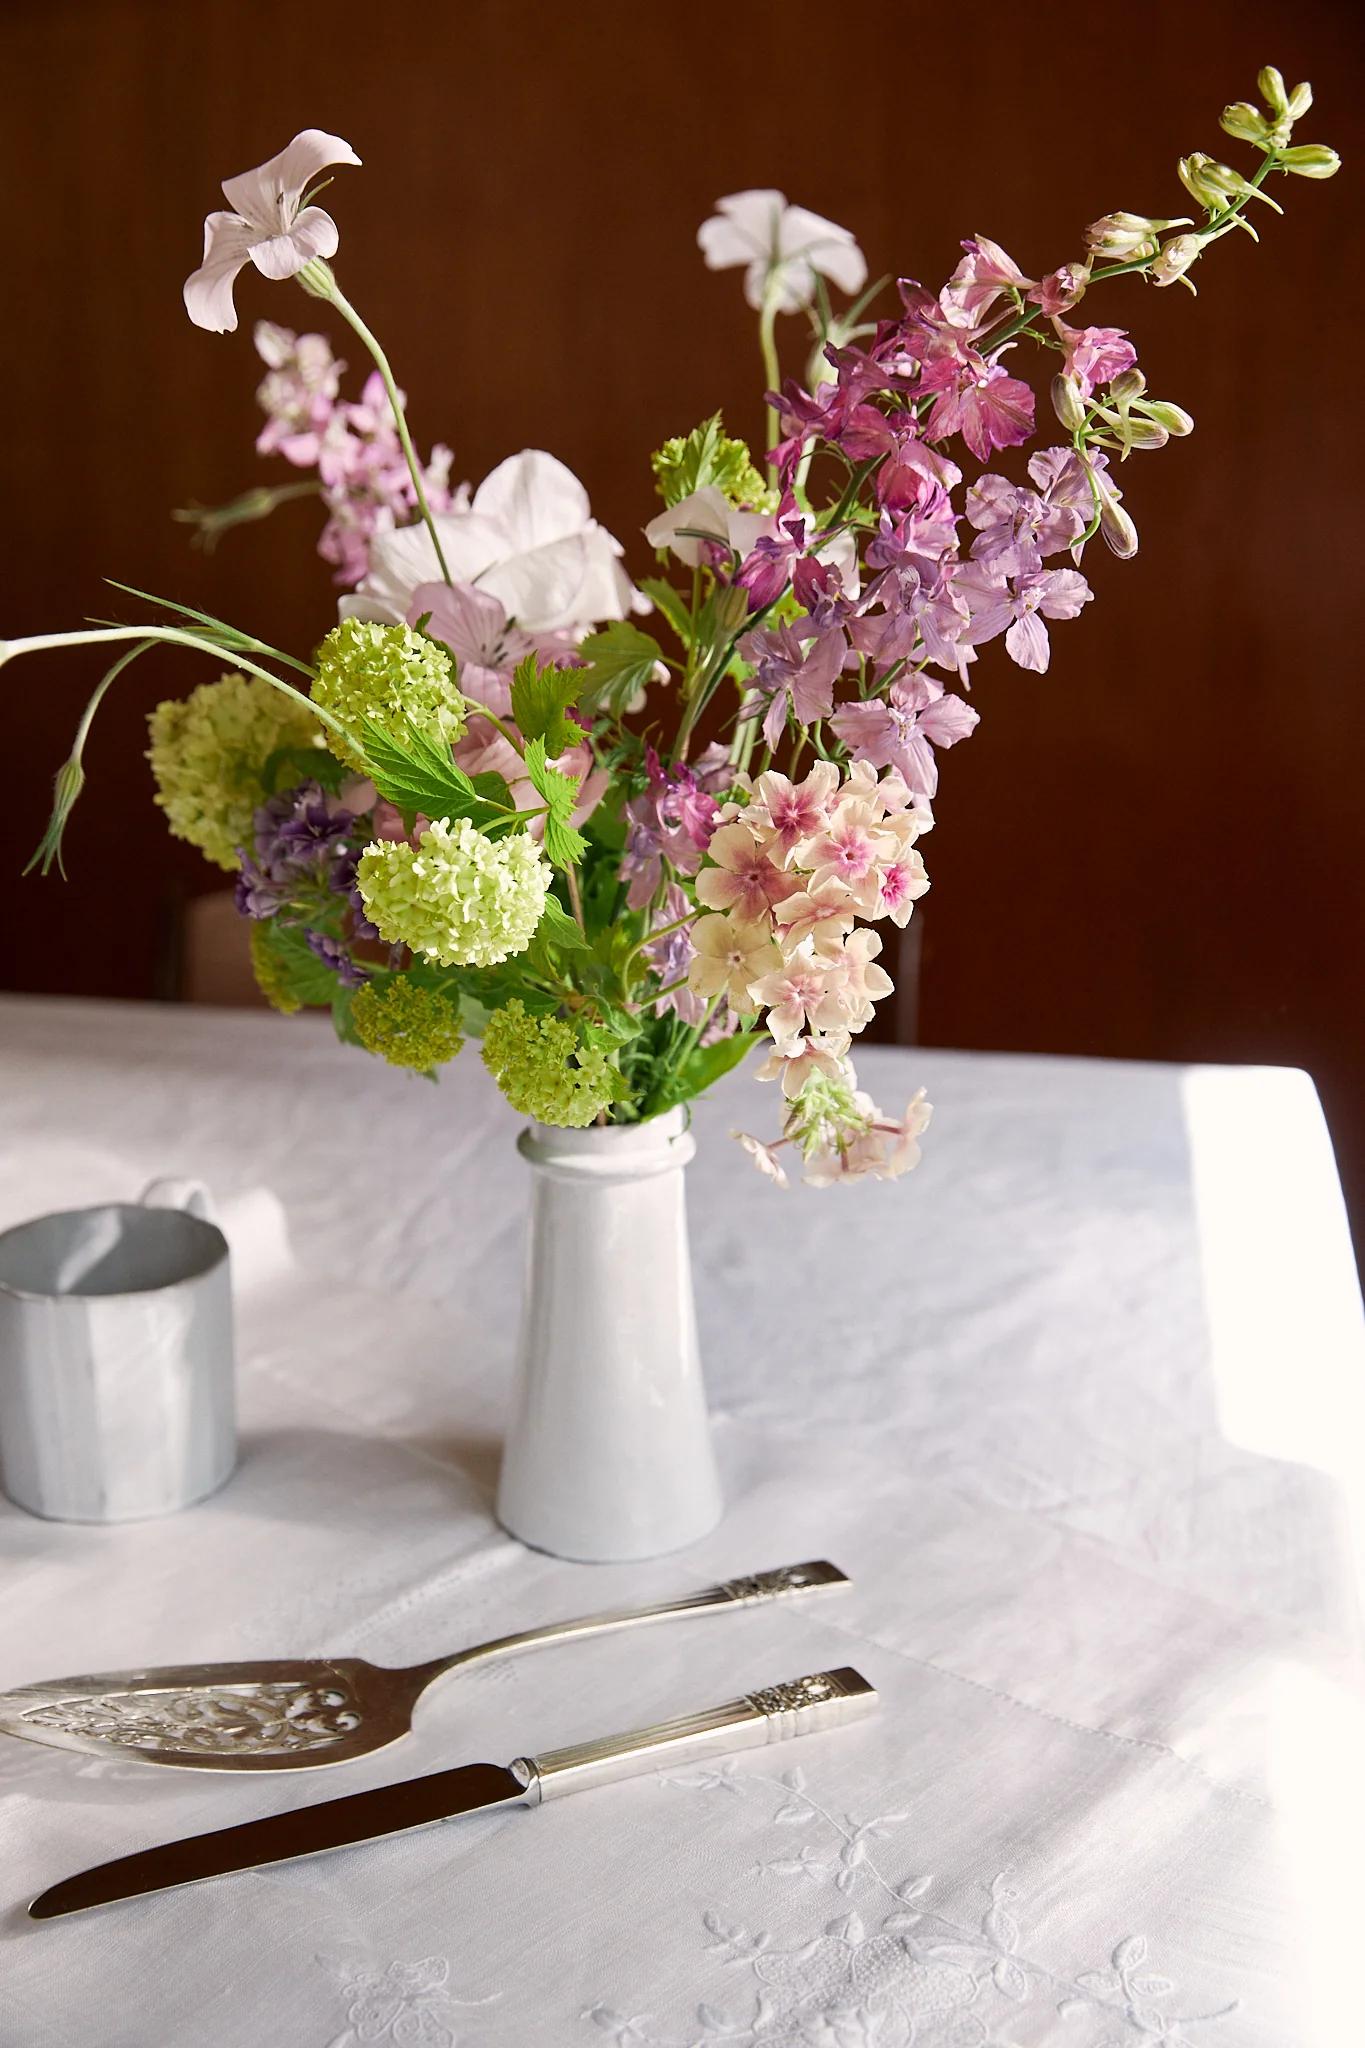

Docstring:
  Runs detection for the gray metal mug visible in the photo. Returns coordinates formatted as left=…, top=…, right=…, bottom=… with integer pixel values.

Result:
left=0, top=1179, right=236, bottom=1522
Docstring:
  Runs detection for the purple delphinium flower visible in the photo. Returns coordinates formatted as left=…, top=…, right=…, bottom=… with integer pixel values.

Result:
left=831, top=675, right=980, bottom=797
left=644, top=883, right=705, bottom=1024
left=735, top=497, right=806, bottom=610
left=966, top=474, right=1085, bottom=578
left=618, top=750, right=720, bottom=911
left=739, top=622, right=846, bottom=750
left=304, top=930, right=368, bottom=989
left=956, top=563, right=1093, bottom=673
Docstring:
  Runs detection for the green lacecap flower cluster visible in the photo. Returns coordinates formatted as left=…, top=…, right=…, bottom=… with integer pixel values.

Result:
left=650, top=412, right=773, bottom=510
left=311, top=619, right=466, bottom=773
left=481, top=998, right=614, bottom=1128
left=147, top=672, right=321, bottom=872
left=352, top=977, right=465, bottom=1072
left=356, top=816, right=550, bottom=968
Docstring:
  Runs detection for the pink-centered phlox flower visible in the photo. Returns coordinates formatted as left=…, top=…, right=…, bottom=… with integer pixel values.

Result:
left=774, top=882, right=857, bottom=956
left=757, top=1030, right=853, bottom=1100
left=185, top=130, right=361, bottom=333
left=686, top=915, right=781, bottom=1011
left=966, top=473, right=1085, bottom=576
left=739, top=622, right=846, bottom=751
left=694, top=823, right=799, bottom=922
left=1052, top=318, right=1137, bottom=399
left=749, top=956, right=852, bottom=1046
left=254, top=322, right=341, bottom=463
left=798, top=797, right=897, bottom=909
left=830, top=675, right=979, bottom=800
left=749, top=763, right=840, bottom=865
left=957, top=563, right=1093, bottom=672
left=804, top=1088, right=932, bottom=1186
left=826, top=927, right=895, bottom=1028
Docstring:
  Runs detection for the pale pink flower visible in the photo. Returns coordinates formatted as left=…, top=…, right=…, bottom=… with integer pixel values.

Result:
left=695, top=822, right=799, bottom=922
left=750, top=955, right=851, bottom=1046
left=686, top=915, right=781, bottom=1010
left=875, top=842, right=931, bottom=927
left=698, top=190, right=867, bottom=313
left=774, top=882, right=858, bottom=956
left=830, top=677, right=979, bottom=800
left=749, top=762, right=840, bottom=865
left=826, top=928, right=895, bottom=1028
left=184, top=130, right=360, bottom=333
left=805, top=1089, right=932, bottom=1185
left=254, top=322, right=341, bottom=462
left=732, top=1129, right=791, bottom=1188
left=957, top=564, right=1093, bottom=673
left=940, top=235, right=1034, bottom=329
left=1028, top=263, right=1090, bottom=315
left=799, top=798, right=897, bottom=901
left=757, top=1031, right=853, bottom=1099
left=406, top=579, right=545, bottom=701
left=1052, top=318, right=1137, bottom=398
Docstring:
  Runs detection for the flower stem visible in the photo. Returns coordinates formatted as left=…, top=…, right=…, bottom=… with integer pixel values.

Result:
left=760, top=283, right=783, bottom=453
left=300, top=260, right=453, bottom=586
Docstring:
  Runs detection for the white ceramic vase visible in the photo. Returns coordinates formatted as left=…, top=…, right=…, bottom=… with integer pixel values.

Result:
left=496, top=1107, right=723, bottom=1562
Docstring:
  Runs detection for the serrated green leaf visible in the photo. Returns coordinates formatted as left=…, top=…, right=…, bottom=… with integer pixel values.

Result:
left=509, top=655, right=585, bottom=753
left=543, top=813, right=588, bottom=869
left=650, top=413, right=772, bottom=509
left=576, top=621, right=665, bottom=718
left=638, top=578, right=694, bottom=652
left=522, top=736, right=576, bottom=819
left=359, top=716, right=511, bottom=831
left=534, top=892, right=593, bottom=957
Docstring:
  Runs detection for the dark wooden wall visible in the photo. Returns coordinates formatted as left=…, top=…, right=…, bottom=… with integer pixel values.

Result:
left=3, top=0, right=1362, bottom=1246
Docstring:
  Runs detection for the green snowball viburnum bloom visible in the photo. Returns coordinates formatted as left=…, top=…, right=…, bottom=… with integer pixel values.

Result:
left=356, top=817, right=550, bottom=968
left=311, top=619, right=466, bottom=773
left=481, top=998, right=615, bottom=1128
left=147, top=672, right=321, bottom=872
left=352, top=977, right=465, bottom=1072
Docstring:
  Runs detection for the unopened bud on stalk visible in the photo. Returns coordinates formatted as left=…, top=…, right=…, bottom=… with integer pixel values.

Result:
left=1051, top=374, right=1088, bottom=432
left=1100, top=497, right=1140, bottom=559
left=1095, top=407, right=1169, bottom=454
left=1142, top=400, right=1194, bottom=436
left=1287, top=81, right=1313, bottom=119
left=1258, top=66, right=1290, bottom=118
left=1151, top=233, right=1205, bottom=288
left=1279, top=143, right=1341, bottom=178
left=1084, top=211, right=1191, bottom=260
left=1179, top=154, right=1284, bottom=214
left=1220, top=102, right=1272, bottom=147
left=1108, top=368, right=1147, bottom=404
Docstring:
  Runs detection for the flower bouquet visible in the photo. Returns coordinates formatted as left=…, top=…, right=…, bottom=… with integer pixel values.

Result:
left=9, top=67, right=1338, bottom=1192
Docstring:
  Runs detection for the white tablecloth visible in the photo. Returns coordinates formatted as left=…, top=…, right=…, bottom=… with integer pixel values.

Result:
left=1, top=996, right=1362, bottom=2048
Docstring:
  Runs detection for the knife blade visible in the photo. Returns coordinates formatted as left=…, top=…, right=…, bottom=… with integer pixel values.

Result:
left=28, top=1664, right=876, bottom=1919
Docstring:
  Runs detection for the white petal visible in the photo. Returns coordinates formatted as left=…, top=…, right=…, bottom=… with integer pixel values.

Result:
left=351, top=511, right=507, bottom=621
left=221, top=130, right=361, bottom=231
left=643, top=486, right=733, bottom=566
left=476, top=534, right=593, bottom=633
left=471, top=449, right=591, bottom=552
left=247, top=206, right=339, bottom=281
left=697, top=190, right=788, bottom=270
left=183, top=211, right=254, bottom=333
left=570, top=524, right=640, bottom=626
left=774, top=205, right=868, bottom=297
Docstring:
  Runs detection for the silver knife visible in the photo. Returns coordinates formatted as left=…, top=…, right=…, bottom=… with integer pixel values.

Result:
left=28, top=1666, right=876, bottom=1919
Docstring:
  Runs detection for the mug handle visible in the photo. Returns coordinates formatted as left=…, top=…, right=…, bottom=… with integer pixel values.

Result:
left=139, top=1177, right=215, bottom=1224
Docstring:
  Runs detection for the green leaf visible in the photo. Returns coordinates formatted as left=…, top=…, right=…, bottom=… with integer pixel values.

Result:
left=253, top=919, right=341, bottom=1011
left=650, top=413, right=772, bottom=509
left=576, top=621, right=666, bottom=718
left=638, top=577, right=694, bottom=652
left=543, top=813, right=588, bottom=869
left=509, top=655, right=585, bottom=754
left=359, top=716, right=511, bottom=830
left=262, top=743, right=348, bottom=795
left=522, top=736, right=586, bottom=868
left=533, top=892, right=593, bottom=958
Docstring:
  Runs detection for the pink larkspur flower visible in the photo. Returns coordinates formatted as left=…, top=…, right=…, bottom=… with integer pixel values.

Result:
left=1028, top=263, right=1090, bottom=315
left=1052, top=319, right=1137, bottom=399
left=966, top=473, right=1085, bottom=576
left=830, top=676, right=979, bottom=799
left=739, top=622, right=845, bottom=751
left=184, top=130, right=361, bottom=333
left=958, top=564, right=1093, bottom=672
left=940, top=235, right=1035, bottom=329
left=924, top=358, right=1036, bottom=463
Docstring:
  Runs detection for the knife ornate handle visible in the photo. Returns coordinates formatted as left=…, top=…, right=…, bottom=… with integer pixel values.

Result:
left=516, top=1666, right=877, bottom=1802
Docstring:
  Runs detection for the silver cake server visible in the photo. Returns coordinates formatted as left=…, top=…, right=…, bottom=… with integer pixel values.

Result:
left=0, top=1560, right=848, bottom=1773
left=29, top=1665, right=877, bottom=1918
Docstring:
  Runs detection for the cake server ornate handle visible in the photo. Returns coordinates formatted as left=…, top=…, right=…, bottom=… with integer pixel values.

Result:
left=406, top=1559, right=850, bottom=1687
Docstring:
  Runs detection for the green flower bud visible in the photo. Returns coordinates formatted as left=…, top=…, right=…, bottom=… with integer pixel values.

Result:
left=1109, top=368, right=1147, bottom=404
left=1051, top=373, right=1088, bottom=433
left=1178, top=153, right=1225, bottom=209
left=1221, top=101, right=1272, bottom=146
left=1085, top=211, right=1191, bottom=260
left=1286, top=81, right=1314, bottom=120
left=1100, top=497, right=1140, bottom=560
left=1150, top=233, right=1205, bottom=288
left=1279, top=143, right=1341, bottom=178
left=1258, top=65, right=1289, bottom=117
left=1141, top=400, right=1195, bottom=437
